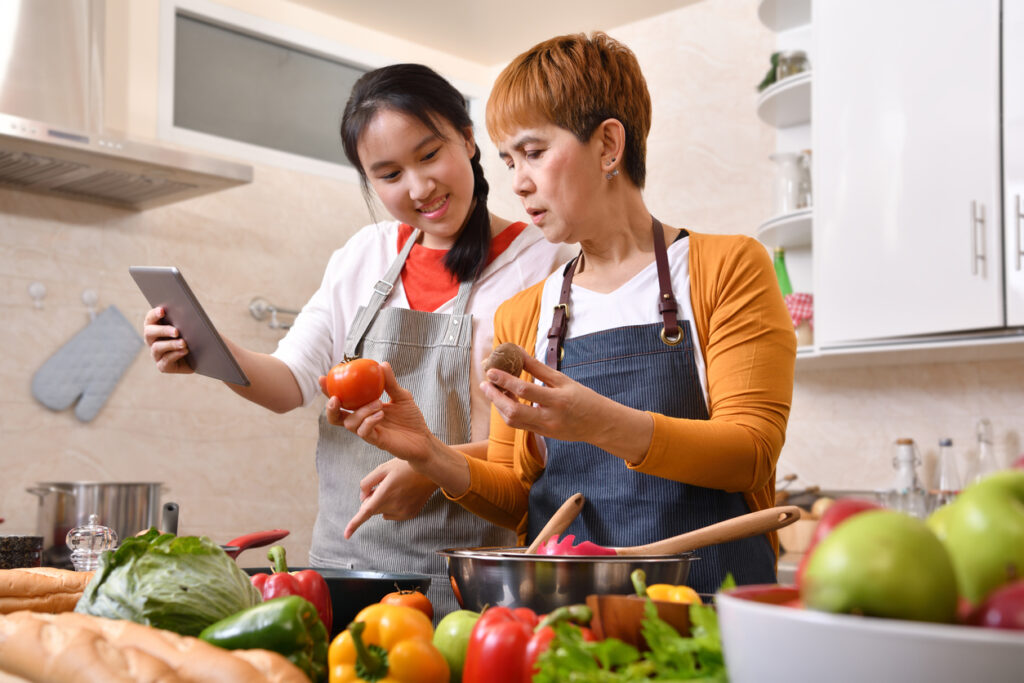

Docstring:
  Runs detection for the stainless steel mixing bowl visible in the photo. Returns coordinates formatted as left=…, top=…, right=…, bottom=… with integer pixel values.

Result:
left=438, top=547, right=696, bottom=614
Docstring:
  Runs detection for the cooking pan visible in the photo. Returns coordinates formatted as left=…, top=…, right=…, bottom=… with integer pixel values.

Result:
left=159, top=502, right=288, bottom=560
left=243, top=566, right=431, bottom=638
left=439, top=505, right=801, bottom=614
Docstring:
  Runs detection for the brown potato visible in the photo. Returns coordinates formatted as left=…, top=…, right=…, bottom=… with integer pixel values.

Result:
left=482, top=342, right=524, bottom=377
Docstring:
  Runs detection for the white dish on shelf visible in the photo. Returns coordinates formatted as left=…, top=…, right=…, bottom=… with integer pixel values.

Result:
left=717, top=585, right=1024, bottom=683
left=757, top=71, right=811, bottom=128
left=757, top=0, right=811, bottom=31
left=757, top=207, right=812, bottom=249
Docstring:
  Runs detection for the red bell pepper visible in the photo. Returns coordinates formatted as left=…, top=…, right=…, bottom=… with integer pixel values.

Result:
left=251, top=545, right=333, bottom=635
left=461, top=605, right=594, bottom=683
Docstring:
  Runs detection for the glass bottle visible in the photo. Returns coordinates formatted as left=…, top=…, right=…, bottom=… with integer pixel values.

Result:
left=974, top=418, right=1000, bottom=483
left=889, top=438, right=927, bottom=518
left=770, top=151, right=803, bottom=215
left=776, top=50, right=810, bottom=81
left=797, top=149, right=813, bottom=209
left=935, top=438, right=961, bottom=507
left=774, top=248, right=794, bottom=296
left=66, top=514, right=118, bottom=571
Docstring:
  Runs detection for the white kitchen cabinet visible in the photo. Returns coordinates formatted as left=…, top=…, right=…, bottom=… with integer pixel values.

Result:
left=1006, top=0, right=1024, bottom=326
left=812, top=0, right=1004, bottom=346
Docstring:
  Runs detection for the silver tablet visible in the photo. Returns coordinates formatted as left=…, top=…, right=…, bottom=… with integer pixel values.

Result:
left=129, top=266, right=250, bottom=386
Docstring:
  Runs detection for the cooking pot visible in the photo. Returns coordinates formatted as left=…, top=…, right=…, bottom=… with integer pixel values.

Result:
left=440, top=505, right=801, bottom=613
left=26, top=482, right=163, bottom=568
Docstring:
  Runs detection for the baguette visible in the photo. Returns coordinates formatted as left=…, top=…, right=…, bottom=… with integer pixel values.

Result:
left=0, top=611, right=307, bottom=683
left=0, top=568, right=93, bottom=615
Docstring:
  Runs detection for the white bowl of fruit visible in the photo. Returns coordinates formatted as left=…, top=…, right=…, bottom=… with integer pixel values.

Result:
left=718, top=470, right=1024, bottom=683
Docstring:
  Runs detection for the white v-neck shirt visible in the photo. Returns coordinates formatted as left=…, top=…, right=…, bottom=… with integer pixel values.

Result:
left=533, top=235, right=709, bottom=409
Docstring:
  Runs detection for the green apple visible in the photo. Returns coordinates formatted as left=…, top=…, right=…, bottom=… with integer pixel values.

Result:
left=801, top=510, right=958, bottom=623
left=927, top=470, right=1024, bottom=605
left=432, top=609, right=480, bottom=682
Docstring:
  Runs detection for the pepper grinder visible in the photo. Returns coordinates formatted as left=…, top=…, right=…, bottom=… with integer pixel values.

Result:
left=66, top=514, right=118, bottom=571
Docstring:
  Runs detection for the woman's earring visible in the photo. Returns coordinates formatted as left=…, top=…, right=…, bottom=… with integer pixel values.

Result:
left=605, top=168, right=619, bottom=180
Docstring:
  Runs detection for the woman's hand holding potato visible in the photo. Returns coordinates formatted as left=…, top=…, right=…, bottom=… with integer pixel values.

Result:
left=479, top=347, right=655, bottom=465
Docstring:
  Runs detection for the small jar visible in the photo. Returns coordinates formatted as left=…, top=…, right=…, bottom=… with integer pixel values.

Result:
left=776, top=50, right=810, bottom=81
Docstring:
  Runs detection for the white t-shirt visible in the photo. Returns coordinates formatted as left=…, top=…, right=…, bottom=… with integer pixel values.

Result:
left=533, top=235, right=709, bottom=409
left=273, top=220, right=573, bottom=441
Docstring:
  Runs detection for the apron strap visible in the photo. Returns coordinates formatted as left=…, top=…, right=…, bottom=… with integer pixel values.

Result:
left=545, top=216, right=681, bottom=368
left=441, top=279, right=474, bottom=346
left=344, top=227, right=422, bottom=360
left=545, top=253, right=580, bottom=369
left=652, top=217, right=682, bottom=344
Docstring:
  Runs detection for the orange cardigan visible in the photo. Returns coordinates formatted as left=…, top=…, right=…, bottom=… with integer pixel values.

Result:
left=448, top=231, right=796, bottom=557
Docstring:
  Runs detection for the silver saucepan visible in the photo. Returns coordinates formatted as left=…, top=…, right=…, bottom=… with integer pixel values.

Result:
left=439, top=505, right=801, bottom=614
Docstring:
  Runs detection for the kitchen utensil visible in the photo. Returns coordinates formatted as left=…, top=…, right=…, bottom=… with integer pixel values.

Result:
left=161, top=502, right=179, bottom=535
left=243, top=566, right=431, bottom=638
left=25, top=482, right=164, bottom=568
left=717, top=585, right=1024, bottom=683
left=524, top=492, right=584, bottom=554
left=221, top=529, right=289, bottom=560
left=546, top=505, right=802, bottom=556
left=440, top=505, right=801, bottom=613
left=585, top=593, right=691, bottom=649
left=440, top=548, right=691, bottom=615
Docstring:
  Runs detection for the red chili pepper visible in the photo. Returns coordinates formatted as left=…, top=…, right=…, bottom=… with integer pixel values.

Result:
left=251, top=545, right=333, bottom=635
left=462, top=604, right=594, bottom=683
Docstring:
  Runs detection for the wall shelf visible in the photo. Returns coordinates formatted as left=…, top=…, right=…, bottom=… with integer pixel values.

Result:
left=757, top=72, right=812, bottom=128
left=757, top=0, right=811, bottom=31
left=794, top=329, right=1024, bottom=371
left=757, top=208, right=812, bottom=248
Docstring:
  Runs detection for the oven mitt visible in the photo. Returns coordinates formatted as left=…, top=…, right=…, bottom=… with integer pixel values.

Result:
left=31, top=305, right=143, bottom=422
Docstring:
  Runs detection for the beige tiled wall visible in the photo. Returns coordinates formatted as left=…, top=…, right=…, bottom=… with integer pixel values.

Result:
left=3, top=0, right=1023, bottom=566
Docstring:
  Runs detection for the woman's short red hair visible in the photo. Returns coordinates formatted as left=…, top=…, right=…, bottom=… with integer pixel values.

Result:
left=486, top=32, right=652, bottom=187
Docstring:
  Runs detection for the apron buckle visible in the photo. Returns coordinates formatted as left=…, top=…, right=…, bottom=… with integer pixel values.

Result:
left=660, top=325, right=683, bottom=346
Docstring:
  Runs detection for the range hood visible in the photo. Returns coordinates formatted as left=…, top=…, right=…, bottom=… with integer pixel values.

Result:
left=0, top=0, right=252, bottom=210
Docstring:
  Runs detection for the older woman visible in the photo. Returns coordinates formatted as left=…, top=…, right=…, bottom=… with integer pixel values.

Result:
left=332, top=33, right=796, bottom=593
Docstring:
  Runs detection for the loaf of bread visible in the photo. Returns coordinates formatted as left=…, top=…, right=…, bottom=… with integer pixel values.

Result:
left=0, top=568, right=93, bottom=615
left=0, top=611, right=307, bottom=683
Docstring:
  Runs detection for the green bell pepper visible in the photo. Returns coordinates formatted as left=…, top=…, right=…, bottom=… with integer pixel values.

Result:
left=199, top=595, right=328, bottom=682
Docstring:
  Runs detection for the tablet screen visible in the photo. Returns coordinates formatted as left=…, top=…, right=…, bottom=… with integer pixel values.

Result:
left=129, top=266, right=250, bottom=386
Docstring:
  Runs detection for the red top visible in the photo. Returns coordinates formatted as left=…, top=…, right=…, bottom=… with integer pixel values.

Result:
left=398, top=222, right=528, bottom=312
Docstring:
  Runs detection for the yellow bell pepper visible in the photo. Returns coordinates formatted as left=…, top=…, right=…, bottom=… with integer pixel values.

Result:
left=646, top=583, right=701, bottom=604
left=329, top=603, right=449, bottom=683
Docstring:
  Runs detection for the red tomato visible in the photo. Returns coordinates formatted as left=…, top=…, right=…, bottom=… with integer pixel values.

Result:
left=381, top=589, right=434, bottom=621
left=325, top=358, right=385, bottom=410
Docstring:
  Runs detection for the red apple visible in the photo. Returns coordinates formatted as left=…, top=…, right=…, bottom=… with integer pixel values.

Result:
left=795, top=498, right=882, bottom=587
left=964, top=580, right=1024, bottom=630
left=1013, top=454, right=1024, bottom=470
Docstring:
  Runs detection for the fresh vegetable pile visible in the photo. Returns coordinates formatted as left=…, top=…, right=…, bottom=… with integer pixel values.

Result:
left=74, top=528, right=262, bottom=636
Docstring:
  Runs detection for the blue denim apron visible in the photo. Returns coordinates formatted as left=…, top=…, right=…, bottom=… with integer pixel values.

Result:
left=527, top=220, right=776, bottom=594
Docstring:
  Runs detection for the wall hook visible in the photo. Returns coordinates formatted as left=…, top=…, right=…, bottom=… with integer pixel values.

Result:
left=28, top=281, right=47, bottom=309
left=81, top=289, right=98, bottom=321
left=249, top=297, right=299, bottom=330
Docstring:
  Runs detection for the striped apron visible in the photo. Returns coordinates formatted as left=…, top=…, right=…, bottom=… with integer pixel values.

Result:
left=309, top=228, right=514, bottom=618
left=527, top=220, right=776, bottom=594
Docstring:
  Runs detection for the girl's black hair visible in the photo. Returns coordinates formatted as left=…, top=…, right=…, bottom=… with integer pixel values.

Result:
left=341, top=64, right=491, bottom=282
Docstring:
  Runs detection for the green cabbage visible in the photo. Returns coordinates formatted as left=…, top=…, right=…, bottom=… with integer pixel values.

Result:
left=75, top=529, right=262, bottom=636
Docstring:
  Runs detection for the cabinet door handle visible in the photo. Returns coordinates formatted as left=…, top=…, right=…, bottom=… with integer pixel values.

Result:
left=1016, top=194, right=1023, bottom=272
left=972, top=200, right=987, bottom=277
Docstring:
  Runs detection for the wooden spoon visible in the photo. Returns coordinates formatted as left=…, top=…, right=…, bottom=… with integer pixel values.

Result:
left=612, top=505, right=802, bottom=555
left=524, top=492, right=585, bottom=554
